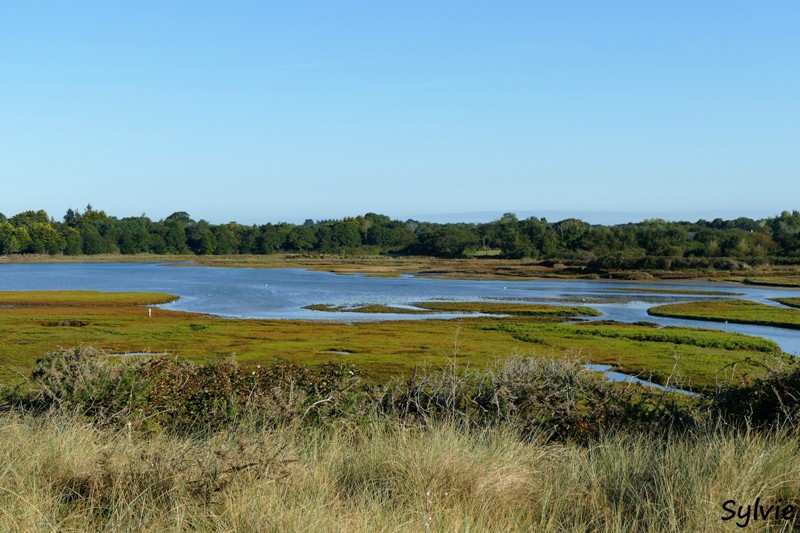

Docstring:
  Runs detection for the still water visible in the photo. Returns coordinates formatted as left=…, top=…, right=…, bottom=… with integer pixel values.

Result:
left=1, top=262, right=799, bottom=355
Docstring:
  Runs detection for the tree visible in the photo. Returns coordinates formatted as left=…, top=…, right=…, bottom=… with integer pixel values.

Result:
left=118, top=217, right=151, bottom=254
left=80, top=224, right=105, bottom=254
left=9, top=210, right=50, bottom=228
left=0, top=222, right=22, bottom=254
left=213, top=223, right=239, bottom=255
left=27, top=223, right=65, bottom=254
left=286, top=225, right=317, bottom=251
left=186, top=222, right=217, bottom=255
left=414, top=225, right=479, bottom=257
left=61, top=227, right=83, bottom=255
left=63, top=208, right=80, bottom=227
left=257, top=224, right=288, bottom=254
left=166, top=211, right=194, bottom=225
left=554, top=218, right=589, bottom=251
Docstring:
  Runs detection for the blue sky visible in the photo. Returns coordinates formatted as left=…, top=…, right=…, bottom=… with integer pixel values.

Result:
left=1, top=2, right=798, bottom=224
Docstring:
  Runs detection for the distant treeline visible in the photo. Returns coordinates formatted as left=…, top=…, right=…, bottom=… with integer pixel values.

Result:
left=1, top=206, right=799, bottom=264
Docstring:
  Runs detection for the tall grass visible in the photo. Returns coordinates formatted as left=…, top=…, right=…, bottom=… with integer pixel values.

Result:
left=4, top=347, right=800, bottom=531
left=2, top=413, right=800, bottom=531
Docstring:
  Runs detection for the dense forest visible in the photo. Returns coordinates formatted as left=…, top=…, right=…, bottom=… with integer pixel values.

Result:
left=1, top=206, right=799, bottom=267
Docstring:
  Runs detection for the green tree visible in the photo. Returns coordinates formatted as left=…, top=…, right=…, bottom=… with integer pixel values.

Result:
left=186, top=222, right=217, bottom=255
left=118, top=217, right=151, bottom=254
left=27, top=223, right=65, bottom=254
left=554, top=218, right=589, bottom=251
left=9, top=210, right=50, bottom=228
left=61, top=227, right=83, bottom=255
left=286, top=225, right=317, bottom=251
left=257, top=223, right=289, bottom=254
left=0, top=222, right=22, bottom=254
left=213, top=223, right=239, bottom=255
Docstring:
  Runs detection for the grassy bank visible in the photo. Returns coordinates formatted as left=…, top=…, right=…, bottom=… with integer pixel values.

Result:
left=0, top=291, right=785, bottom=392
left=4, top=412, right=800, bottom=532
left=777, top=298, right=800, bottom=310
left=648, top=299, right=800, bottom=330
left=743, top=277, right=800, bottom=288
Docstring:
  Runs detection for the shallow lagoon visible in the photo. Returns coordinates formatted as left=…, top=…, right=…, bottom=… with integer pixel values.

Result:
left=1, top=262, right=799, bottom=354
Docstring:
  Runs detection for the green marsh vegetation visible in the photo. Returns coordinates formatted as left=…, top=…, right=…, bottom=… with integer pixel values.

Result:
left=743, top=278, right=800, bottom=288
left=776, top=297, right=800, bottom=309
left=0, top=291, right=785, bottom=392
left=649, top=299, right=800, bottom=330
left=411, top=301, right=602, bottom=317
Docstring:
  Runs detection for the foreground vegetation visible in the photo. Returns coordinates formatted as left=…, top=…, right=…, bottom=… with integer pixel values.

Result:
left=649, top=299, right=800, bottom=330
left=4, top=348, right=800, bottom=531
left=4, top=413, right=800, bottom=532
left=0, top=291, right=786, bottom=392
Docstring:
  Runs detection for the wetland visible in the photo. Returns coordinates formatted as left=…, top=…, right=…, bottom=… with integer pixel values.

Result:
left=1, top=261, right=800, bottom=392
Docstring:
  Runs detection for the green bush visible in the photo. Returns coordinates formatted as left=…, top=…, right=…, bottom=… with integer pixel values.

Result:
left=11, top=347, right=369, bottom=431
left=16, top=346, right=800, bottom=441
left=29, top=346, right=152, bottom=419
left=713, top=358, right=800, bottom=428
left=378, top=356, right=701, bottom=442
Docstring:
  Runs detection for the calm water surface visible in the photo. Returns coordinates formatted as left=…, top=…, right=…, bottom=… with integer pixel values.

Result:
left=1, top=262, right=799, bottom=355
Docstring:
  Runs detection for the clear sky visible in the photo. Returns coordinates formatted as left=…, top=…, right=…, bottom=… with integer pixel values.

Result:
left=1, top=2, right=798, bottom=225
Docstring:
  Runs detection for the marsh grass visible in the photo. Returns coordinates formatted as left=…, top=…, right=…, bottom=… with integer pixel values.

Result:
left=412, top=301, right=602, bottom=317
left=0, top=290, right=780, bottom=389
left=649, top=299, right=800, bottom=330
left=776, top=298, right=800, bottom=310
left=3, top=412, right=800, bottom=531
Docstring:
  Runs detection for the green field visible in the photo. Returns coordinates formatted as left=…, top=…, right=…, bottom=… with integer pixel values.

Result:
left=777, top=297, right=800, bottom=310
left=648, top=299, right=800, bottom=330
left=0, top=291, right=787, bottom=393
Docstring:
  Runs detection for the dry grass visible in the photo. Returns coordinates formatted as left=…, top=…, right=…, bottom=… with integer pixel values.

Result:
left=2, top=412, right=800, bottom=531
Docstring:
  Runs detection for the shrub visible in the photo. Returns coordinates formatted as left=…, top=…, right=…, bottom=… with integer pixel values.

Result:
left=8, top=347, right=371, bottom=431
left=28, top=346, right=152, bottom=420
left=3, top=347, right=728, bottom=441
left=378, top=355, right=701, bottom=442
left=713, top=357, right=800, bottom=428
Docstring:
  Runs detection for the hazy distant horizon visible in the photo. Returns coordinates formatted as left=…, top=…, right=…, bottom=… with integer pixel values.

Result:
left=2, top=204, right=793, bottom=227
